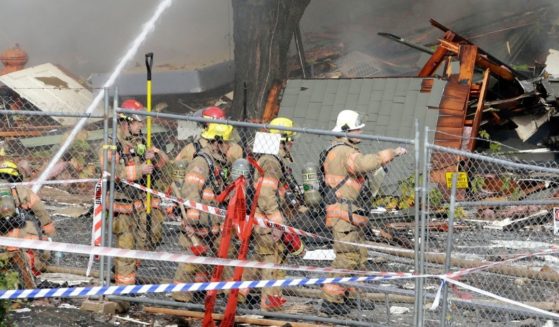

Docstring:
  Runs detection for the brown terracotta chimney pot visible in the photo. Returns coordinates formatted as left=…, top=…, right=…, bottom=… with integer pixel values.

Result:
left=0, top=44, right=28, bottom=75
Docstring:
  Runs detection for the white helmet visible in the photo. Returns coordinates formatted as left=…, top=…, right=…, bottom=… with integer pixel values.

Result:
left=332, top=110, right=365, bottom=132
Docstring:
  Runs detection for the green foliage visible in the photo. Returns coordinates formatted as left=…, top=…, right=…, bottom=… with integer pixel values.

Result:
left=0, top=253, right=18, bottom=326
left=470, top=175, right=485, bottom=194
left=478, top=130, right=490, bottom=140
left=393, top=175, right=446, bottom=210
left=398, top=175, right=416, bottom=209
left=479, top=130, right=501, bottom=153
left=429, top=186, right=445, bottom=208
left=443, top=204, right=467, bottom=219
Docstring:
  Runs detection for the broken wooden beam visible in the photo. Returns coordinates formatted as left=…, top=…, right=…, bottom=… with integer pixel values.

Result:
left=418, top=31, right=455, bottom=77
left=369, top=242, right=559, bottom=283
left=429, top=18, right=527, bottom=80
left=439, top=40, right=515, bottom=81
left=143, top=306, right=327, bottom=327
left=468, top=68, right=491, bottom=150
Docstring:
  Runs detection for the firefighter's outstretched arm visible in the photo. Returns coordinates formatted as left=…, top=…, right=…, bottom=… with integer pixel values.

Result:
left=346, top=147, right=406, bottom=175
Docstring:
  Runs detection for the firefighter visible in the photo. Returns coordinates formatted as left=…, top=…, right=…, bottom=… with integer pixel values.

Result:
left=172, top=122, right=237, bottom=303
left=175, top=106, right=243, bottom=165
left=100, top=98, right=168, bottom=285
left=0, top=160, right=55, bottom=279
left=320, top=109, right=407, bottom=314
left=249, top=117, right=305, bottom=311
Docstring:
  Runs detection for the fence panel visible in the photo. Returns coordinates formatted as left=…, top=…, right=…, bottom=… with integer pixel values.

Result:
left=0, top=91, right=104, bottom=290
left=108, top=109, right=418, bottom=325
left=424, top=140, right=559, bottom=326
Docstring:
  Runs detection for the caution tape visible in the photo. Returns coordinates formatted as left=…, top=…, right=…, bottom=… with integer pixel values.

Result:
left=121, top=180, right=559, bottom=267
left=119, top=180, right=409, bottom=254
left=2, top=238, right=559, bottom=319
left=0, top=275, right=413, bottom=300
left=92, top=179, right=103, bottom=247
left=440, top=277, right=559, bottom=319
left=88, top=180, right=559, bottom=284
left=447, top=244, right=559, bottom=279
left=0, top=237, right=414, bottom=278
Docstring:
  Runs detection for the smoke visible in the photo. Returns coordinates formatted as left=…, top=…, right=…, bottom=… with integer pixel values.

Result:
left=0, top=0, right=233, bottom=78
left=301, top=0, right=559, bottom=72
left=1, top=0, right=557, bottom=80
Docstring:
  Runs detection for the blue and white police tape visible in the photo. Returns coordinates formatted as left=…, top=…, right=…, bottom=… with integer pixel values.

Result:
left=0, top=275, right=415, bottom=300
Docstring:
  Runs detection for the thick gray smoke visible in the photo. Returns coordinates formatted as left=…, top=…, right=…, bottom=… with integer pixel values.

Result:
left=301, top=0, right=559, bottom=72
left=1, top=0, right=557, bottom=79
left=0, top=0, right=233, bottom=78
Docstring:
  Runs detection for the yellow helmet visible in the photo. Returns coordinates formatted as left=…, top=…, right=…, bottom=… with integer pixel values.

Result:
left=0, top=160, right=19, bottom=177
left=201, top=123, right=234, bottom=141
left=269, top=117, right=295, bottom=142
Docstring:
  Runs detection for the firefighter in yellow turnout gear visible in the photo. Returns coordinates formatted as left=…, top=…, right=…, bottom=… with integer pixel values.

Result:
left=0, top=160, right=55, bottom=281
left=249, top=117, right=303, bottom=311
left=175, top=107, right=243, bottom=166
left=321, top=110, right=407, bottom=315
left=100, top=99, right=168, bottom=285
left=172, top=122, right=238, bottom=303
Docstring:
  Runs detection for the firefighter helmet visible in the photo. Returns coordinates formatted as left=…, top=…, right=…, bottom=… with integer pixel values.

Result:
left=332, top=109, right=365, bottom=132
left=119, top=99, right=144, bottom=122
left=201, top=123, right=233, bottom=141
left=202, top=106, right=226, bottom=120
left=0, top=160, right=19, bottom=178
left=230, top=158, right=251, bottom=182
left=269, top=117, right=295, bottom=142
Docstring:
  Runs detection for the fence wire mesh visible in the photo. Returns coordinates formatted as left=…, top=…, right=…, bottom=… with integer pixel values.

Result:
left=423, top=140, right=559, bottom=326
left=2, top=89, right=559, bottom=326
left=0, top=92, right=102, bottom=291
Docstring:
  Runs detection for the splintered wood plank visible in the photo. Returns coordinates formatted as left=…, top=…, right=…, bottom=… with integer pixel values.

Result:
left=418, top=31, right=455, bottom=77
left=434, top=75, right=470, bottom=149
left=468, top=68, right=490, bottom=150
left=476, top=54, right=514, bottom=81
left=458, top=45, right=478, bottom=85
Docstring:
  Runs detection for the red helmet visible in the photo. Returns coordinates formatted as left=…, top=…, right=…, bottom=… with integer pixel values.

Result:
left=119, top=99, right=144, bottom=122
left=202, top=106, right=225, bottom=120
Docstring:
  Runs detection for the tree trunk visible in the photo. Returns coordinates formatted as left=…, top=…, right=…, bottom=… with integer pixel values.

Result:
left=230, top=0, right=311, bottom=120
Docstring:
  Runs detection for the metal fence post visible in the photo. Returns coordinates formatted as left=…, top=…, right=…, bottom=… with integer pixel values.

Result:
left=106, top=87, right=118, bottom=286
left=416, top=126, right=430, bottom=327
left=99, top=88, right=110, bottom=285
left=413, top=119, right=421, bottom=322
left=440, top=173, right=458, bottom=326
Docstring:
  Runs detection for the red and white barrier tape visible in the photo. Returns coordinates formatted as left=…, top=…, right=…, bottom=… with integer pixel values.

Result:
left=3, top=236, right=559, bottom=319
left=440, top=277, right=559, bottom=319
left=120, top=180, right=400, bottom=253
left=92, top=179, right=103, bottom=247
left=119, top=180, right=559, bottom=282
left=0, top=237, right=413, bottom=278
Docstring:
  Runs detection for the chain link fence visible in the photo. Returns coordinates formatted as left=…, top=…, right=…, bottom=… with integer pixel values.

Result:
left=0, top=90, right=103, bottom=291
left=421, top=132, right=559, bottom=326
left=2, top=88, right=559, bottom=326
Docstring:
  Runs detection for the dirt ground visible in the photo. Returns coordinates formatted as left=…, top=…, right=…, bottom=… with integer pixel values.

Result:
left=6, top=299, right=190, bottom=327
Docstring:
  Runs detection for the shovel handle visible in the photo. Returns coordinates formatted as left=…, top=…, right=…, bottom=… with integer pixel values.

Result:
left=145, top=52, right=153, bottom=81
